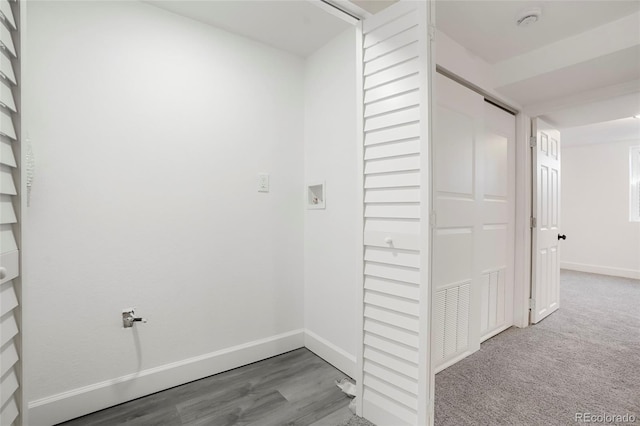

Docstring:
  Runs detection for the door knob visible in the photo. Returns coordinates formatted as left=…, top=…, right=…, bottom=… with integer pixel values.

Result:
left=558, top=234, right=566, bottom=240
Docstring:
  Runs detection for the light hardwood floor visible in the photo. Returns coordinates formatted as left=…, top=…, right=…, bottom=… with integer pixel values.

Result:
left=58, top=348, right=354, bottom=426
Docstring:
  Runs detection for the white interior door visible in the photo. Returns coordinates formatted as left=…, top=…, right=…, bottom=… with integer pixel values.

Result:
left=432, top=73, right=516, bottom=372
left=531, top=118, right=561, bottom=323
left=480, top=101, right=516, bottom=341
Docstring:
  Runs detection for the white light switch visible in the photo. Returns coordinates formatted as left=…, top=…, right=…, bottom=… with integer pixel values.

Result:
left=258, top=173, right=269, bottom=192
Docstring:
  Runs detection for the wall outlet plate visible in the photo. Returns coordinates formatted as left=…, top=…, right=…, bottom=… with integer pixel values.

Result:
left=258, top=173, right=269, bottom=192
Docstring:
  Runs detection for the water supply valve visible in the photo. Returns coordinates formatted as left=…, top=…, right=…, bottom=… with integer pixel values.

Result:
left=122, top=309, right=147, bottom=328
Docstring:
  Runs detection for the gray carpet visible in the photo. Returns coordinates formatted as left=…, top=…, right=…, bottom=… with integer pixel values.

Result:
left=338, top=415, right=376, bottom=426
left=435, top=270, right=640, bottom=425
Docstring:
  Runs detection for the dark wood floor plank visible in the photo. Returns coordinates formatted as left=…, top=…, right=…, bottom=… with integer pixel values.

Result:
left=58, top=348, right=352, bottom=426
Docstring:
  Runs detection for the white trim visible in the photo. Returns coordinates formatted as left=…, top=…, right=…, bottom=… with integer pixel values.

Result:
left=28, top=330, right=305, bottom=426
left=354, top=19, right=365, bottom=418
left=324, top=0, right=372, bottom=20
left=480, top=324, right=511, bottom=343
left=304, top=329, right=357, bottom=378
left=421, top=1, right=435, bottom=425
left=630, top=145, right=640, bottom=222
left=513, top=113, right=532, bottom=328
left=307, top=0, right=360, bottom=25
left=433, top=350, right=473, bottom=374
left=561, top=263, right=640, bottom=280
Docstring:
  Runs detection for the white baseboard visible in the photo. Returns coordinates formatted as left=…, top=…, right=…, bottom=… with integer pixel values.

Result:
left=303, top=329, right=356, bottom=379
left=28, top=329, right=305, bottom=426
left=561, top=262, right=640, bottom=280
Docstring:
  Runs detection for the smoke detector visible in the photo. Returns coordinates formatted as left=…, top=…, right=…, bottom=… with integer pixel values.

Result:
left=516, top=7, right=542, bottom=27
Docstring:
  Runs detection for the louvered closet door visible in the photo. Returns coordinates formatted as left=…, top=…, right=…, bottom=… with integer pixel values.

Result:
left=360, top=2, right=430, bottom=425
left=0, top=1, right=21, bottom=425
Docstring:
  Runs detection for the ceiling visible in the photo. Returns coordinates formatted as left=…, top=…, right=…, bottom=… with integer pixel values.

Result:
left=562, top=117, right=640, bottom=147
left=146, top=0, right=352, bottom=57
left=436, top=0, right=640, bottom=143
left=146, top=0, right=639, bottom=141
left=436, top=1, right=640, bottom=64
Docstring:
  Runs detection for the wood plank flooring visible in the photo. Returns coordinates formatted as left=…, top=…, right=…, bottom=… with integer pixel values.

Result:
left=58, top=349, right=354, bottom=426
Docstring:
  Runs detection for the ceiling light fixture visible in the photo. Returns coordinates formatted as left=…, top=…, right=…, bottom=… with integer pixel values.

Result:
left=516, top=7, right=542, bottom=27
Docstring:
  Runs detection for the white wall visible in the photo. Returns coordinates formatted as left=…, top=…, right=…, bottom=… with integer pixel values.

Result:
left=24, top=2, right=305, bottom=423
left=303, top=27, right=358, bottom=377
left=561, top=140, right=640, bottom=279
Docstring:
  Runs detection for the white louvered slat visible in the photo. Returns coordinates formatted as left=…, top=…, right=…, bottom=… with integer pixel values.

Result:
left=364, top=261, right=420, bottom=284
left=0, top=52, right=15, bottom=83
left=0, top=250, right=17, bottom=284
left=0, top=0, right=15, bottom=30
left=0, top=23, right=15, bottom=57
left=364, top=246, right=420, bottom=268
left=365, top=90, right=420, bottom=118
left=0, top=280, right=17, bottom=315
left=0, top=194, right=16, bottom=224
left=364, top=332, right=418, bottom=363
left=433, top=281, right=472, bottom=369
left=444, top=287, right=459, bottom=357
left=364, top=105, right=419, bottom=132
left=364, top=305, right=419, bottom=333
left=0, top=109, right=15, bottom=139
left=0, top=79, right=15, bottom=111
left=364, top=75, right=420, bottom=105
left=364, top=154, right=420, bottom=174
left=364, top=230, right=420, bottom=251
left=365, top=139, right=420, bottom=161
left=1, top=367, right=18, bottom=406
left=363, top=4, right=417, bottom=46
left=0, top=394, right=18, bottom=425
left=364, top=217, right=420, bottom=234
left=364, top=360, right=418, bottom=394
left=0, top=139, right=16, bottom=166
left=364, top=58, right=419, bottom=92
left=365, top=290, right=419, bottom=316
left=362, top=388, right=416, bottom=426
left=364, top=24, right=419, bottom=63
left=364, top=170, right=420, bottom=189
left=1, top=165, right=16, bottom=194
left=1, top=310, right=18, bottom=346
left=365, top=187, right=420, bottom=203
left=364, top=276, right=420, bottom=300
left=364, top=346, right=418, bottom=378
left=0, top=225, right=16, bottom=253
left=364, top=42, right=418, bottom=77
left=364, top=203, right=419, bottom=219
left=364, top=375, right=417, bottom=410
left=364, top=318, right=419, bottom=349
left=433, top=290, right=446, bottom=361
left=365, top=122, right=420, bottom=146
left=0, top=338, right=18, bottom=376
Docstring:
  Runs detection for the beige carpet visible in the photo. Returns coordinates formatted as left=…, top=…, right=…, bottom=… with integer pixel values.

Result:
left=435, top=270, right=640, bottom=425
